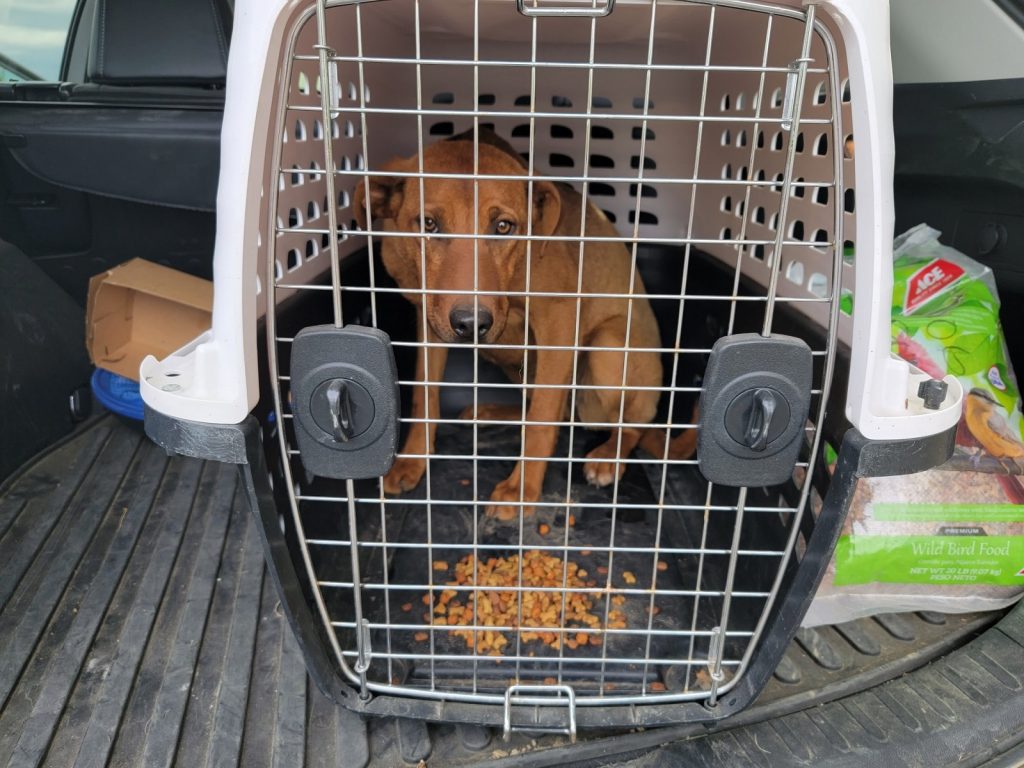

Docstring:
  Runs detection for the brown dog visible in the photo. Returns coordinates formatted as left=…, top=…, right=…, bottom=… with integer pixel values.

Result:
left=354, top=130, right=694, bottom=519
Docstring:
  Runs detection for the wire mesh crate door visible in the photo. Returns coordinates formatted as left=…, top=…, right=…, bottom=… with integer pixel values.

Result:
left=266, top=0, right=847, bottom=717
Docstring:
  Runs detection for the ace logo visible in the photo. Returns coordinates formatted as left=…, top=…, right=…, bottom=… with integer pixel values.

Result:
left=904, top=258, right=965, bottom=315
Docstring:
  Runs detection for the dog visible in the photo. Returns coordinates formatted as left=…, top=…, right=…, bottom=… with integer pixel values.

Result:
left=354, top=129, right=696, bottom=519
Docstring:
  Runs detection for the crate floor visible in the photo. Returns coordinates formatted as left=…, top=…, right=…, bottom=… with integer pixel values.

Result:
left=0, top=415, right=1003, bottom=767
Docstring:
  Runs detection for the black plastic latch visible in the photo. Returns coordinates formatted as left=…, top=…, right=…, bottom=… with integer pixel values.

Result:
left=697, top=333, right=813, bottom=487
left=290, top=325, right=400, bottom=480
left=917, top=379, right=948, bottom=410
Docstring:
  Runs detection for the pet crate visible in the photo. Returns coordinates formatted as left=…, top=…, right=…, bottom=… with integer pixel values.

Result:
left=141, top=0, right=963, bottom=737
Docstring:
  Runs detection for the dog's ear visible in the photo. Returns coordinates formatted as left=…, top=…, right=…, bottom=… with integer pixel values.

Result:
left=530, top=180, right=562, bottom=237
left=352, top=156, right=412, bottom=229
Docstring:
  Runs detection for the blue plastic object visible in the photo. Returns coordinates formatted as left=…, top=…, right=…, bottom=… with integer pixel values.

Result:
left=91, top=368, right=145, bottom=421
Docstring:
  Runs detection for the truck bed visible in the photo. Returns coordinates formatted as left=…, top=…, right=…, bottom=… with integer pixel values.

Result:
left=1, top=414, right=1020, bottom=767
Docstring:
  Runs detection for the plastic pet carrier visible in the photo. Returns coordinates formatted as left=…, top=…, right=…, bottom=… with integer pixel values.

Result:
left=142, top=0, right=963, bottom=738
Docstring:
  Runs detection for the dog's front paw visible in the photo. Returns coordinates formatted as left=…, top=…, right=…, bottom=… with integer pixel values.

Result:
left=485, top=476, right=537, bottom=521
left=583, top=444, right=627, bottom=488
left=382, top=457, right=426, bottom=494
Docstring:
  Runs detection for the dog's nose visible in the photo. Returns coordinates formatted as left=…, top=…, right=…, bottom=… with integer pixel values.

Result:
left=449, top=305, right=493, bottom=340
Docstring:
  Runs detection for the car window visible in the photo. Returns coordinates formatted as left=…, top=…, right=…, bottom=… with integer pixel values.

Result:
left=891, top=0, right=1024, bottom=83
left=0, top=0, right=78, bottom=81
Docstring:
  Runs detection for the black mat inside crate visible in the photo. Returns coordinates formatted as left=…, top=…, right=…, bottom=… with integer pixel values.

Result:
left=1, top=414, right=1011, bottom=768
left=353, top=423, right=748, bottom=695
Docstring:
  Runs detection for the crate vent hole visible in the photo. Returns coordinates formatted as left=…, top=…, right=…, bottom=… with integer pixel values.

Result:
left=721, top=195, right=732, bottom=212
left=631, top=155, right=656, bottom=170
left=815, top=186, right=829, bottom=205
left=757, top=131, right=765, bottom=148
left=590, top=154, right=614, bottom=168
left=274, top=260, right=284, bottom=280
left=736, top=129, right=748, bottom=147
left=721, top=93, right=731, bottom=111
left=289, top=208, right=302, bottom=228
left=722, top=163, right=733, bottom=179
left=772, top=132, right=784, bottom=151
left=843, top=240, right=855, bottom=263
left=602, top=210, right=617, bottom=223
left=795, top=132, right=805, bottom=152
left=629, top=210, right=658, bottom=225
left=841, top=78, right=851, bottom=102
left=814, top=133, right=829, bottom=156
left=814, top=81, right=828, bottom=105
left=633, top=96, right=653, bottom=109
left=753, top=243, right=766, bottom=261
left=813, top=228, right=829, bottom=244
left=478, top=93, right=496, bottom=105
left=344, top=120, right=355, bottom=138
left=753, top=206, right=765, bottom=224
left=550, top=153, right=574, bottom=168
left=845, top=188, right=856, bottom=213
left=588, top=182, right=615, bottom=197
left=552, top=95, right=573, bottom=108
left=632, top=126, right=655, bottom=140
left=306, top=239, right=318, bottom=259
left=511, top=124, right=531, bottom=138
left=771, top=87, right=783, bottom=108
left=844, top=134, right=854, bottom=159
left=721, top=227, right=732, bottom=240
left=790, top=220, right=805, bottom=240
left=792, top=178, right=806, bottom=198
left=590, top=125, right=613, bottom=140
left=786, top=260, right=805, bottom=284
left=307, top=200, right=319, bottom=221
left=287, top=248, right=301, bottom=271
left=514, top=94, right=531, bottom=106
left=629, top=183, right=657, bottom=198
left=722, top=129, right=732, bottom=146
left=297, top=71, right=309, bottom=95
left=552, top=124, right=574, bottom=139
left=430, top=122, right=455, bottom=136
left=592, top=96, right=613, bottom=108
left=735, top=92, right=746, bottom=111
left=339, top=189, right=351, bottom=209
left=769, top=212, right=779, bottom=230
left=808, top=272, right=829, bottom=298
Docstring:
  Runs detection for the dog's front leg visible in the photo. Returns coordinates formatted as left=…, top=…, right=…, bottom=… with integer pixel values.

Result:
left=382, top=323, right=448, bottom=495
left=487, top=323, right=574, bottom=521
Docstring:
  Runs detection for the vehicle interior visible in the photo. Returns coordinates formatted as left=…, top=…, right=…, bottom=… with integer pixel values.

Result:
left=0, top=0, right=1022, bottom=765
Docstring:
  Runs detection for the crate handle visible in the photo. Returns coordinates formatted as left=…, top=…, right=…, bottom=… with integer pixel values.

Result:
left=516, top=0, right=615, bottom=18
left=503, top=684, right=578, bottom=743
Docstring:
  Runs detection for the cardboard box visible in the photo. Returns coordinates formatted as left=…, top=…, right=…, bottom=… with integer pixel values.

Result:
left=86, top=259, right=213, bottom=382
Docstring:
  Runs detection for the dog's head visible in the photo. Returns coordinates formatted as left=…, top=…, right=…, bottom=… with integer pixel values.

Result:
left=353, top=138, right=561, bottom=344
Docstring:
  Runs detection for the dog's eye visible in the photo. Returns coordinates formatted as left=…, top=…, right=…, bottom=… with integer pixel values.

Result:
left=419, top=216, right=438, bottom=234
left=495, top=219, right=516, bottom=235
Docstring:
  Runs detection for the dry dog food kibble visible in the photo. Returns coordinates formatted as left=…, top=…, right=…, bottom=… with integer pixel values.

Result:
left=422, top=550, right=613, bottom=655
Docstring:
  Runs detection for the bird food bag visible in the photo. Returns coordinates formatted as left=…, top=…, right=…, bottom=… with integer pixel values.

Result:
left=803, top=225, right=1024, bottom=627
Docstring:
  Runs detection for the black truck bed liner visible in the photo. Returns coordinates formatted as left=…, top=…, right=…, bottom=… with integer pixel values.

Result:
left=1, top=415, right=1018, bottom=767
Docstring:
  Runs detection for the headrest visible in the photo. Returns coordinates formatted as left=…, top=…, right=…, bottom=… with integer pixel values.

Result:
left=86, top=0, right=232, bottom=86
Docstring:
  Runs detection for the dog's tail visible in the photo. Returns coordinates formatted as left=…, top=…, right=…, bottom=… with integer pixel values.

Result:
left=638, top=427, right=698, bottom=461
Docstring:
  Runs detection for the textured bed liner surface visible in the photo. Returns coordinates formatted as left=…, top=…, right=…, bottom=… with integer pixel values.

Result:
left=0, top=415, right=1012, bottom=767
